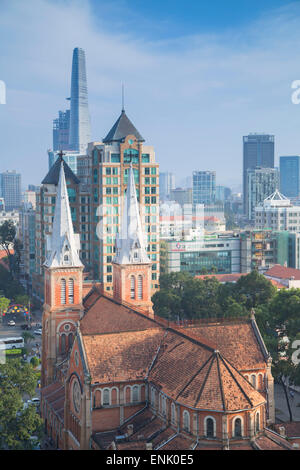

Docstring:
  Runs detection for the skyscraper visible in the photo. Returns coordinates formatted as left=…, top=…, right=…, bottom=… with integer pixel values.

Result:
left=192, top=171, right=216, bottom=205
left=159, top=172, right=175, bottom=201
left=69, top=47, right=91, bottom=154
left=243, top=134, right=274, bottom=215
left=246, top=167, right=279, bottom=221
left=53, top=110, right=70, bottom=152
left=280, top=156, right=300, bottom=199
left=0, top=170, right=21, bottom=211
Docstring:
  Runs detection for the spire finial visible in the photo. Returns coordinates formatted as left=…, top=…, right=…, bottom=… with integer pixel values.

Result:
left=122, top=83, right=125, bottom=112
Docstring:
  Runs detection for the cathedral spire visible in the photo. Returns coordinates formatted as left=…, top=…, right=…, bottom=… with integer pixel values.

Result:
left=44, top=161, right=83, bottom=269
left=114, top=163, right=150, bottom=265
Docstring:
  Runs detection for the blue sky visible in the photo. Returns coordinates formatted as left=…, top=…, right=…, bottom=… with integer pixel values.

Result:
left=1, top=0, right=300, bottom=189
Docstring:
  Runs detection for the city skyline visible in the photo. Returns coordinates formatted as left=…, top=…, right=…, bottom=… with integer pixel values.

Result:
left=2, top=1, right=300, bottom=188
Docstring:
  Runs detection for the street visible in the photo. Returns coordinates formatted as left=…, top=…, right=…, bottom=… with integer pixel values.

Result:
left=275, top=383, right=300, bottom=423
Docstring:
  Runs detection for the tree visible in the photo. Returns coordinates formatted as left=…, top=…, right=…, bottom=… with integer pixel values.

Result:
left=0, top=296, right=10, bottom=322
left=0, top=359, right=43, bottom=449
left=234, top=270, right=276, bottom=309
left=22, top=331, right=35, bottom=346
left=0, top=220, right=16, bottom=275
left=30, top=357, right=40, bottom=369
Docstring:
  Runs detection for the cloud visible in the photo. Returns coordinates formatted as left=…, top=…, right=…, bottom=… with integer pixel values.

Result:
left=1, top=0, right=300, bottom=188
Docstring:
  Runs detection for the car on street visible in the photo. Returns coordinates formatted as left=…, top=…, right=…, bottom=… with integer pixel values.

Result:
left=34, top=328, right=42, bottom=335
left=7, top=320, right=16, bottom=326
left=21, top=324, right=32, bottom=330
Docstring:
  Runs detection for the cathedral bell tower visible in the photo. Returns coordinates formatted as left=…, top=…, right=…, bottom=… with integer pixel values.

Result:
left=113, top=164, right=154, bottom=317
left=42, top=160, right=84, bottom=387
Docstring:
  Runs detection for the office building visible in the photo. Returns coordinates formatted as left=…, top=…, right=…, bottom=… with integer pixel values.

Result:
left=280, top=156, right=300, bottom=199
left=0, top=170, right=21, bottom=211
left=192, top=171, right=216, bottom=205
left=255, top=189, right=300, bottom=232
left=243, top=134, right=274, bottom=214
left=159, top=172, right=175, bottom=201
left=163, top=234, right=241, bottom=276
left=170, top=187, right=192, bottom=206
left=246, top=167, right=279, bottom=221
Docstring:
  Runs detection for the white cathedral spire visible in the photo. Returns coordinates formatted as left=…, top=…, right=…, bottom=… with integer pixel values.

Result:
left=114, top=163, right=150, bottom=265
left=44, top=161, right=83, bottom=268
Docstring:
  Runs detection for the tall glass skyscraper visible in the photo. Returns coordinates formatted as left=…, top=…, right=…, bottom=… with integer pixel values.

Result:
left=192, top=171, right=216, bottom=205
left=243, top=134, right=274, bottom=215
left=69, top=47, right=91, bottom=153
left=280, top=156, right=300, bottom=199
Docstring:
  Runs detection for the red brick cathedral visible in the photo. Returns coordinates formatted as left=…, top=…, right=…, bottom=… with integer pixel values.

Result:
left=41, top=162, right=292, bottom=450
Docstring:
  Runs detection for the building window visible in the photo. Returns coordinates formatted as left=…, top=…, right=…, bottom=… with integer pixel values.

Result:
left=137, top=275, right=143, bottom=299
left=68, top=279, right=74, bottom=304
left=171, top=403, right=176, bottom=425
left=233, top=417, right=242, bottom=437
left=183, top=411, right=190, bottom=432
left=205, top=417, right=215, bottom=438
left=102, top=389, right=110, bottom=406
left=255, top=412, right=260, bottom=433
left=61, top=279, right=66, bottom=305
left=132, top=385, right=139, bottom=403
left=130, top=276, right=135, bottom=299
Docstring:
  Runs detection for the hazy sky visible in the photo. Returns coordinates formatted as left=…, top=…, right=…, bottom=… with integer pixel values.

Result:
left=1, top=0, right=300, bottom=190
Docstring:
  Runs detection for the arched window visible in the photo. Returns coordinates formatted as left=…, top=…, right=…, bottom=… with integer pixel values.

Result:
left=132, top=385, right=139, bottom=403
left=68, top=279, right=74, bottom=304
left=255, top=412, right=260, bottom=433
left=205, top=417, right=215, bottom=438
left=233, top=418, right=242, bottom=438
left=251, top=374, right=256, bottom=389
left=102, top=389, right=110, bottom=406
left=68, top=333, right=74, bottom=349
left=130, top=276, right=135, bottom=299
left=137, top=275, right=143, bottom=299
left=61, top=333, right=66, bottom=354
left=61, top=279, right=66, bottom=305
left=183, top=411, right=190, bottom=432
left=171, top=403, right=176, bottom=425
left=150, top=387, right=156, bottom=407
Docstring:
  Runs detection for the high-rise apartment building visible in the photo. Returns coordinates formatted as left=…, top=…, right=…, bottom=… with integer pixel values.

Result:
left=69, top=47, right=91, bottom=154
left=192, top=171, right=216, bottom=205
left=280, top=156, right=300, bottom=199
left=159, top=172, right=175, bottom=201
left=243, top=134, right=274, bottom=214
left=0, top=170, right=21, bottom=211
left=255, top=189, right=300, bottom=232
left=89, top=109, right=160, bottom=293
left=246, top=167, right=279, bottom=221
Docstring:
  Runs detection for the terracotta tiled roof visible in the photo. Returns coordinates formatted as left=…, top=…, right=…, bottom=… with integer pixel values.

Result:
left=273, top=422, right=300, bottom=438
left=81, top=295, right=159, bottom=335
left=187, top=320, right=266, bottom=371
left=161, top=435, right=195, bottom=450
left=41, top=381, right=65, bottom=422
left=148, top=331, right=265, bottom=411
left=92, top=431, right=117, bottom=450
left=82, top=328, right=165, bottom=383
left=254, top=430, right=294, bottom=450
left=195, top=273, right=245, bottom=283
left=264, top=264, right=300, bottom=281
left=269, top=279, right=286, bottom=289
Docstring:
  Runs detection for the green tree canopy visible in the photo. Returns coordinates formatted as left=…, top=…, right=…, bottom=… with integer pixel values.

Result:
left=0, top=358, right=43, bottom=449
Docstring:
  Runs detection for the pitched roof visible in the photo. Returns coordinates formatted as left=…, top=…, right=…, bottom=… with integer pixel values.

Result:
left=42, top=154, right=80, bottom=185
left=103, top=110, right=144, bottom=143
left=196, top=273, right=245, bottom=283
left=81, top=294, right=159, bottom=335
left=148, top=333, right=265, bottom=411
left=264, top=264, right=300, bottom=281
left=187, top=320, right=267, bottom=370
left=82, top=328, right=165, bottom=383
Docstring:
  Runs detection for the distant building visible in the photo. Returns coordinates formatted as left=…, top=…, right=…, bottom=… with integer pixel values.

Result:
left=280, top=156, right=300, bottom=199
left=53, top=110, right=71, bottom=152
left=170, top=187, right=192, bottom=206
left=0, top=170, right=21, bottom=211
left=193, top=171, right=216, bottom=205
left=0, top=210, right=19, bottom=236
left=23, top=190, right=37, bottom=210
left=216, top=185, right=231, bottom=202
left=19, top=203, right=36, bottom=288
left=246, top=167, right=279, bottom=221
left=163, top=234, right=241, bottom=276
left=159, top=172, right=175, bottom=201
left=243, top=134, right=274, bottom=215
left=255, top=189, right=300, bottom=232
